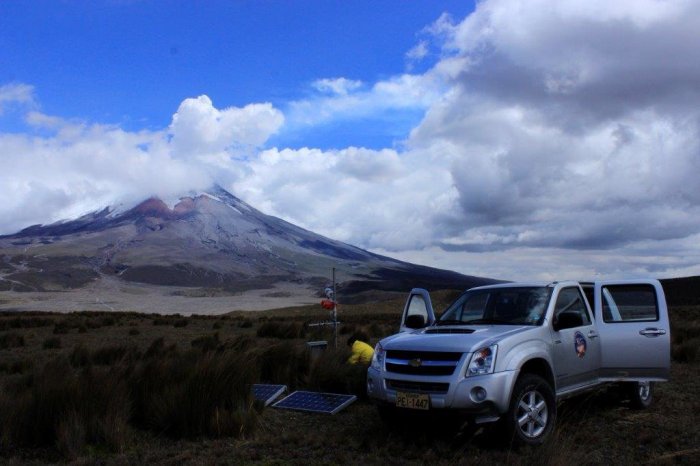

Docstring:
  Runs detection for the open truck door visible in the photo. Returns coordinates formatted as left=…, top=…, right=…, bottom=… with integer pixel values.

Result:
left=593, top=279, right=670, bottom=381
left=399, top=288, right=436, bottom=332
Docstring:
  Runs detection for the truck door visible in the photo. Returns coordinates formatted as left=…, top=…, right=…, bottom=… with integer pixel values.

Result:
left=550, top=286, right=601, bottom=392
left=399, top=288, right=436, bottom=332
left=594, top=280, right=670, bottom=381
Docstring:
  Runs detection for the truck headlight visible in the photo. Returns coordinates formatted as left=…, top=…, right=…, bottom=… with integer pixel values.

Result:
left=466, top=345, right=497, bottom=377
left=370, top=343, right=385, bottom=371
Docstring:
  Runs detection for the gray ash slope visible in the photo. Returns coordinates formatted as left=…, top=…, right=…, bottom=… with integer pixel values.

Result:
left=0, top=185, right=495, bottom=299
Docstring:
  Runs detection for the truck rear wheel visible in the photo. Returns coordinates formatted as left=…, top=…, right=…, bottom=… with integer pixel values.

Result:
left=503, top=374, right=556, bottom=446
left=627, top=381, right=654, bottom=409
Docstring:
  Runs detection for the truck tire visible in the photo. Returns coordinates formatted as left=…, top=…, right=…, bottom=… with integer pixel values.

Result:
left=503, top=374, right=556, bottom=446
left=627, top=381, right=654, bottom=409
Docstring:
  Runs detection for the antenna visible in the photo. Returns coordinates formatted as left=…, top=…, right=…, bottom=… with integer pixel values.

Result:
left=309, top=267, right=340, bottom=348
left=332, top=267, right=338, bottom=348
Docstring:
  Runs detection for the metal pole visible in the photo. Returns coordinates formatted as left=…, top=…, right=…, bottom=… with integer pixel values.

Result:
left=332, top=267, right=337, bottom=348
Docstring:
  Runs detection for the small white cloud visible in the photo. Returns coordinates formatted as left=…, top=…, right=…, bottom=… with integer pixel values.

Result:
left=24, top=111, right=66, bottom=129
left=312, top=78, right=363, bottom=96
left=406, top=40, right=429, bottom=62
left=0, top=82, right=35, bottom=113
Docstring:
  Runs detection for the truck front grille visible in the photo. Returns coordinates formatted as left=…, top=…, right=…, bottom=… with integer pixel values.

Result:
left=387, top=379, right=450, bottom=394
left=385, top=350, right=462, bottom=376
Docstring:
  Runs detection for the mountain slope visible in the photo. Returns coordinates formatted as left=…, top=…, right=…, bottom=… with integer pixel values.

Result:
left=0, top=186, right=495, bottom=303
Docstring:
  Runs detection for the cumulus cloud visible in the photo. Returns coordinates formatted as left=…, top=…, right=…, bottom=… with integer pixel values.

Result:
left=403, top=0, right=700, bottom=258
left=3, top=0, right=700, bottom=280
left=169, top=95, right=284, bottom=157
left=0, top=96, right=282, bottom=234
left=231, top=146, right=447, bottom=251
left=237, top=0, right=700, bottom=278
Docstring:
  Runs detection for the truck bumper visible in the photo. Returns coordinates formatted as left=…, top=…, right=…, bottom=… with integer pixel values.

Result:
left=367, top=367, right=518, bottom=420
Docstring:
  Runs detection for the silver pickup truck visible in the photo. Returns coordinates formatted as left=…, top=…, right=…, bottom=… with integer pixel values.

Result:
left=366, top=280, right=670, bottom=445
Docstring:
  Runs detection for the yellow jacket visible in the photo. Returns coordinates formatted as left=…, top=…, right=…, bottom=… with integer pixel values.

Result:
left=348, top=340, right=374, bottom=365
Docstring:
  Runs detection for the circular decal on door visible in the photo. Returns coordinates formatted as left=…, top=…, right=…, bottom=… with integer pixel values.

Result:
left=574, top=331, right=587, bottom=358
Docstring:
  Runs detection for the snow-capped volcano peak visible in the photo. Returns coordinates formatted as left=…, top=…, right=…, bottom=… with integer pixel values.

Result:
left=0, top=185, right=492, bottom=299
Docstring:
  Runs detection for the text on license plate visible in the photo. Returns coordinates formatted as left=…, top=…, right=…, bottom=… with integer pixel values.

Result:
left=395, top=391, right=429, bottom=410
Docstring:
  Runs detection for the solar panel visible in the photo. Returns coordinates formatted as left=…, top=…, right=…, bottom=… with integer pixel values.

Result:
left=272, top=391, right=357, bottom=415
left=252, top=384, right=287, bottom=406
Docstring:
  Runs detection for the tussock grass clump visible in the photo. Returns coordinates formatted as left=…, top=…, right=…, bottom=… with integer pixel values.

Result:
left=0, top=358, right=130, bottom=456
left=255, top=341, right=310, bottom=390
left=68, top=344, right=140, bottom=367
left=0, top=359, right=33, bottom=375
left=0, top=316, right=52, bottom=330
left=69, top=345, right=91, bottom=368
left=307, top=346, right=368, bottom=398
left=152, top=317, right=173, bottom=326
left=0, top=332, right=25, bottom=349
left=42, top=337, right=62, bottom=349
left=53, top=322, right=71, bottom=334
left=672, top=339, right=699, bottom=363
left=173, top=318, right=189, bottom=328
left=256, top=321, right=306, bottom=339
left=129, top=349, right=258, bottom=439
left=192, top=333, right=220, bottom=352
left=143, top=337, right=176, bottom=359
left=237, top=318, right=253, bottom=328
left=91, top=345, right=140, bottom=366
left=100, top=316, right=117, bottom=327
left=219, top=334, right=257, bottom=353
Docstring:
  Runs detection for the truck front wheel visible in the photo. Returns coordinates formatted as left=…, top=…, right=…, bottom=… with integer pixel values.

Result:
left=503, top=374, right=556, bottom=446
left=627, top=381, right=654, bottom=409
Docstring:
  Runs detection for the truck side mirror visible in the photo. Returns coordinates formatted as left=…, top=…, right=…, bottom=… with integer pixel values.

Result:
left=553, top=311, right=584, bottom=331
left=405, top=314, right=426, bottom=329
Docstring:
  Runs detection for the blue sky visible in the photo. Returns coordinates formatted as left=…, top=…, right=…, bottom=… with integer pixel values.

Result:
left=1, top=0, right=474, bottom=148
left=2, top=0, right=700, bottom=281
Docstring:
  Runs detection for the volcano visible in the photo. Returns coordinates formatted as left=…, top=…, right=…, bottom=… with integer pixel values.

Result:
left=0, top=186, right=494, bottom=312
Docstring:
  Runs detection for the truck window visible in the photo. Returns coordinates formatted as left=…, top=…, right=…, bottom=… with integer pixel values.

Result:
left=554, top=288, right=591, bottom=327
left=440, top=287, right=550, bottom=325
left=602, top=285, right=658, bottom=322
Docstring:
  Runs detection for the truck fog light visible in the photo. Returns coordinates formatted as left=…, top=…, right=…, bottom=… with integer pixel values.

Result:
left=470, top=387, right=487, bottom=403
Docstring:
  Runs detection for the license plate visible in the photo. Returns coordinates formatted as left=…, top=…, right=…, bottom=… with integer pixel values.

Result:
left=395, top=391, right=429, bottom=410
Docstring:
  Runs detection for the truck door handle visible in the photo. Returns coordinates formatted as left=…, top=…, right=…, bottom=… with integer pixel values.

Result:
left=639, top=328, right=666, bottom=337
left=587, top=331, right=599, bottom=339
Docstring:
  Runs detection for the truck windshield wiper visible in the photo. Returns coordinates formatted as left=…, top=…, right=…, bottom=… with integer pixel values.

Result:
left=435, top=319, right=466, bottom=326
left=462, top=318, right=513, bottom=325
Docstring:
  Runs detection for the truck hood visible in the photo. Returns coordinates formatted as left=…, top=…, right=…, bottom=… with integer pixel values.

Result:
left=380, top=325, right=533, bottom=353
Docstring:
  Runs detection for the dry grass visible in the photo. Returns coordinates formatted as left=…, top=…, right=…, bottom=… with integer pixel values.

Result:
left=0, top=302, right=697, bottom=464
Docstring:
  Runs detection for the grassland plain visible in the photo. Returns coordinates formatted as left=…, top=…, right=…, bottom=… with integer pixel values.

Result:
left=0, top=292, right=698, bottom=465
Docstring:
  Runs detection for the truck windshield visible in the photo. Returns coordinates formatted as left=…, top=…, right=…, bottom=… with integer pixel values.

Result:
left=438, top=287, right=551, bottom=326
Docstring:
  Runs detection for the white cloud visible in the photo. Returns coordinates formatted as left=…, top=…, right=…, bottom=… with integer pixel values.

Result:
left=0, top=96, right=282, bottom=234
left=312, top=78, right=363, bottom=96
left=3, top=0, right=700, bottom=281
left=247, top=0, right=700, bottom=279
left=399, top=0, right=700, bottom=259
left=168, top=95, right=283, bottom=158
left=0, top=83, right=35, bottom=113
left=406, top=40, right=429, bottom=62
left=285, top=72, right=445, bottom=128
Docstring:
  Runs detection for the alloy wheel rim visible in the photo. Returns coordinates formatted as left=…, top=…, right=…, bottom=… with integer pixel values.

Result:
left=638, top=382, right=651, bottom=401
left=516, top=389, right=548, bottom=438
